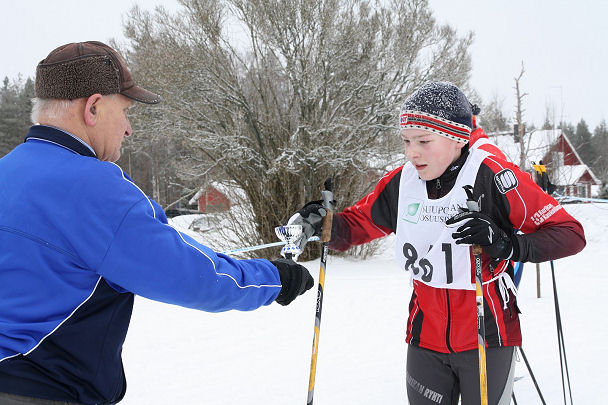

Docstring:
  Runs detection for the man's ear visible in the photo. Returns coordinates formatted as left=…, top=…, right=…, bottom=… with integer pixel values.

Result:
left=84, top=94, right=103, bottom=126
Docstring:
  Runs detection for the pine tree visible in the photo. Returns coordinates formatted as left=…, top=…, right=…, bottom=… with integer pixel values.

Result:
left=0, top=76, right=34, bottom=157
left=573, top=119, right=594, bottom=165
left=592, top=120, right=608, bottom=187
left=559, top=121, right=575, bottom=138
left=542, top=107, right=554, bottom=130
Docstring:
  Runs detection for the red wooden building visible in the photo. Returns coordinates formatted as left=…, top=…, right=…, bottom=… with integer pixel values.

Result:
left=489, top=129, right=599, bottom=198
left=189, top=185, right=231, bottom=213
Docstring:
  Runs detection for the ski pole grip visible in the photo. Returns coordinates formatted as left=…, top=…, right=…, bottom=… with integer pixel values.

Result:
left=321, top=189, right=334, bottom=243
left=321, top=210, right=333, bottom=243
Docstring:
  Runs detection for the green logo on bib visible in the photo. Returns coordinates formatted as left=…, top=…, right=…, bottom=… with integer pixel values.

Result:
left=401, top=197, right=424, bottom=224
left=403, top=202, right=422, bottom=223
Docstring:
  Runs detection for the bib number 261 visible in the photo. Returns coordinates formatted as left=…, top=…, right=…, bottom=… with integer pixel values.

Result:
left=402, top=242, right=453, bottom=284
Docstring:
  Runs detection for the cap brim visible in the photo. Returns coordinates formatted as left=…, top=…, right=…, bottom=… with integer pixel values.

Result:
left=121, top=85, right=161, bottom=104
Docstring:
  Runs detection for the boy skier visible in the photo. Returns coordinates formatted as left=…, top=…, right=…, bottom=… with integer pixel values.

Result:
left=290, top=82, right=585, bottom=404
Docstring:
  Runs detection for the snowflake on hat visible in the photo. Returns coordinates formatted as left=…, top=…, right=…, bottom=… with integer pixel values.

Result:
left=399, top=82, right=472, bottom=143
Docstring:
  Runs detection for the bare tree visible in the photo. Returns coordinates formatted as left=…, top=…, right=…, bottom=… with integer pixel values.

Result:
left=119, top=0, right=474, bottom=258
left=513, top=62, right=529, bottom=169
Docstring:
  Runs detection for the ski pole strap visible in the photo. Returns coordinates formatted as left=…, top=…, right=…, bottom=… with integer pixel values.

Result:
left=483, top=272, right=518, bottom=310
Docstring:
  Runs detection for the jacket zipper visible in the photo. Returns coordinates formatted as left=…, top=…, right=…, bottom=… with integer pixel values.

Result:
left=445, top=289, right=454, bottom=353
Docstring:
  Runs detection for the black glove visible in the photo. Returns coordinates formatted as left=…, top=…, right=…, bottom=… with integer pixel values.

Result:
left=445, top=210, right=514, bottom=260
left=287, top=200, right=328, bottom=251
left=271, top=258, right=315, bottom=306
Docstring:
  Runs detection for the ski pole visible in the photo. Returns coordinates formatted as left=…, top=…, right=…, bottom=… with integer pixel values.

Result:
left=307, top=179, right=334, bottom=405
left=518, top=346, right=547, bottom=405
left=532, top=163, right=574, bottom=404
left=473, top=243, right=488, bottom=405
left=467, top=107, right=488, bottom=404
left=463, top=185, right=488, bottom=405
left=220, top=236, right=319, bottom=255
left=551, top=260, right=574, bottom=405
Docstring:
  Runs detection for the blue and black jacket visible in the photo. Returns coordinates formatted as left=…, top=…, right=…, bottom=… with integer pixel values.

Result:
left=0, top=125, right=282, bottom=404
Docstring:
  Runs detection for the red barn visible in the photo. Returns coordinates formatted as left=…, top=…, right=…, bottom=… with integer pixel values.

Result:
left=189, top=185, right=230, bottom=213
left=489, top=129, right=599, bottom=198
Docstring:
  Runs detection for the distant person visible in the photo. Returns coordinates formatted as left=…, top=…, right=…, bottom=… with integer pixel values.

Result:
left=289, top=82, right=586, bottom=404
left=0, top=41, right=313, bottom=404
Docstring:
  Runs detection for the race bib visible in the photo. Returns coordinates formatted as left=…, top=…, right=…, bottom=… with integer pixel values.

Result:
left=394, top=149, right=490, bottom=290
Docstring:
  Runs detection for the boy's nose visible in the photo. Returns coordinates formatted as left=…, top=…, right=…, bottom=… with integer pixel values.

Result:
left=406, top=145, right=420, bottom=159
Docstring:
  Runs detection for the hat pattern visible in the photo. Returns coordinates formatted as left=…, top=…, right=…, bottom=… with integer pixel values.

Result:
left=399, top=82, right=472, bottom=143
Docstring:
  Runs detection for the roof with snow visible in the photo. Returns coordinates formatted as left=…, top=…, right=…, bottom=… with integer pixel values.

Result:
left=488, top=129, right=560, bottom=167
left=553, top=165, right=591, bottom=185
left=188, top=181, right=248, bottom=206
left=487, top=129, right=599, bottom=185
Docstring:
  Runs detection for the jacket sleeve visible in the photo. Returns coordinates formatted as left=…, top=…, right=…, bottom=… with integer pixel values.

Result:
left=330, top=166, right=402, bottom=251
left=477, top=156, right=586, bottom=263
left=93, top=198, right=282, bottom=312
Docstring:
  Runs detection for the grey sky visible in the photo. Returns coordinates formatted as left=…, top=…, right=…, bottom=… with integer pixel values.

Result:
left=429, top=0, right=607, bottom=130
left=2, top=0, right=606, bottom=130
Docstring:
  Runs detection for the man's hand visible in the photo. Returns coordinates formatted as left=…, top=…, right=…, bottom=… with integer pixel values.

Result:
left=271, top=258, right=314, bottom=306
left=446, top=210, right=514, bottom=260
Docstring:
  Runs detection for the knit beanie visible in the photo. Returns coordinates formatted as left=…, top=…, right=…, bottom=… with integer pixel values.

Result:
left=35, top=41, right=160, bottom=104
left=399, top=82, right=472, bottom=143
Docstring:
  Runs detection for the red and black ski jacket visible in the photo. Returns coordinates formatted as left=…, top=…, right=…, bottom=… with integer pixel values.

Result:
left=329, top=141, right=586, bottom=353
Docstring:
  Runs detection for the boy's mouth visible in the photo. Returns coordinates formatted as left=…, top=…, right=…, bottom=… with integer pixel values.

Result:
left=415, top=164, right=427, bottom=170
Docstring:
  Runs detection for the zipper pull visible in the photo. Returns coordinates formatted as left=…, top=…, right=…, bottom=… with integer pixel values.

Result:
left=436, top=178, right=441, bottom=190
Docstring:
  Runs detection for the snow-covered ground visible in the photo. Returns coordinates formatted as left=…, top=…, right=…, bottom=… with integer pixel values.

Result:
left=121, top=203, right=608, bottom=404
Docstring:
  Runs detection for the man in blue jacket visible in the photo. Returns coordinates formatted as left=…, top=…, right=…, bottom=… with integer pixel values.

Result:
left=0, top=41, right=313, bottom=404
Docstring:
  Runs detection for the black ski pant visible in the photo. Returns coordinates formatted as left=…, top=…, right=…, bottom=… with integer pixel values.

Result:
left=406, top=344, right=515, bottom=405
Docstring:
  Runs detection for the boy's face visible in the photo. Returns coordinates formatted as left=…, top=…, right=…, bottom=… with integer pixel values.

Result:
left=401, top=129, right=466, bottom=181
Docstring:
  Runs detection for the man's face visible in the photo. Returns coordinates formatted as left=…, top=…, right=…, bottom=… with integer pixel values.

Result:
left=401, top=128, right=465, bottom=181
left=88, top=94, right=134, bottom=162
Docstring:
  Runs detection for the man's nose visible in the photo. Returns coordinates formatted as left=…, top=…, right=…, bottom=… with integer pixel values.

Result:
left=125, top=121, right=133, bottom=137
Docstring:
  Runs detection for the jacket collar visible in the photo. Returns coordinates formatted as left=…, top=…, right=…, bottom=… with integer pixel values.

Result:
left=424, top=145, right=470, bottom=199
left=437, top=145, right=469, bottom=183
left=24, top=125, right=97, bottom=158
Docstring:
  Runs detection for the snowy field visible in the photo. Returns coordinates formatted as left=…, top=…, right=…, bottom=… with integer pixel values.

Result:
left=121, top=203, right=608, bottom=404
